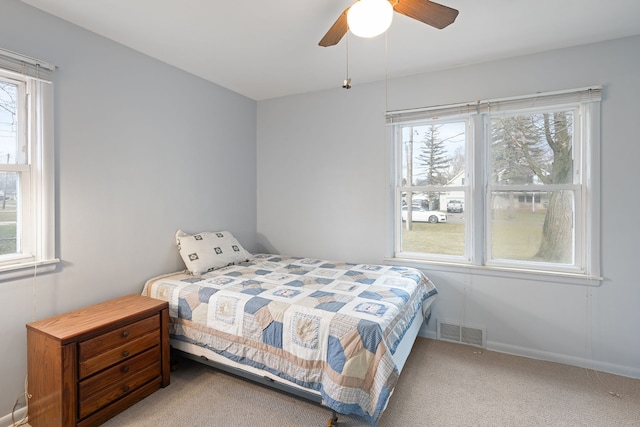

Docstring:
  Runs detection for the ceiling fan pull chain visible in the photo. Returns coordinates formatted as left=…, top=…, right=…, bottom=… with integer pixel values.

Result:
left=343, top=32, right=352, bottom=89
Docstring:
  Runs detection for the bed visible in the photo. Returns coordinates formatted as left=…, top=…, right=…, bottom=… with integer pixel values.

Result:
left=142, top=231, right=437, bottom=425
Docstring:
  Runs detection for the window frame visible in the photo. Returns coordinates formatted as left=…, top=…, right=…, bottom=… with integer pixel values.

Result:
left=0, top=51, right=57, bottom=273
left=387, top=87, right=602, bottom=285
left=393, top=115, right=472, bottom=263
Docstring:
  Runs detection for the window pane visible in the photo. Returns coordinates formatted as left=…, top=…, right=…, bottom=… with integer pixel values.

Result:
left=491, top=111, right=574, bottom=185
left=399, top=192, right=464, bottom=256
left=0, top=79, right=25, bottom=165
left=400, top=220, right=465, bottom=257
left=0, top=172, right=18, bottom=255
left=401, top=122, right=466, bottom=186
left=0, top=80, right=20, bottom=256
left=399, top=121, right=466, bottom=257
left=490, top=190, right=574, bottom=264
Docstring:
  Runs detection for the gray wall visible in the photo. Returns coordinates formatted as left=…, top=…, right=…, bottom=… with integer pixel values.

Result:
left=0, top=0, right=256, bottom=420
left=258, top=36, right=640, bottom=378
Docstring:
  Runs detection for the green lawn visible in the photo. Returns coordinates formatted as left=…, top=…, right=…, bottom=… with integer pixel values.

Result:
left=401, top=222, right=465, bottom=256
left=0, top=207, right=17, bottom=255
left=0, top=209, right=16, bottom=222
left=491, top=212, right=544, bottom=260
left=401, top=211, right=547, bottom=260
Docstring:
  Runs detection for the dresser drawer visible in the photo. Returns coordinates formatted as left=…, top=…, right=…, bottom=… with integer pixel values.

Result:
left=79, top=315, right=159, bottom=362
left=79, top=330, right=159, bottom=379
left=78, top=362, right=161, bottom=419
left=79, top=345, right=160, bottom=401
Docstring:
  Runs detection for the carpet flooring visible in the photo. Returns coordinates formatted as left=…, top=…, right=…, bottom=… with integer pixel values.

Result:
left=97, top=338, right=640, bottom=427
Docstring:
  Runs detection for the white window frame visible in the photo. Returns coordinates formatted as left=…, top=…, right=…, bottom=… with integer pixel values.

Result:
left=0, top=48, right=57, bottom=273
left=387, top=87, right=602, bottom=285
left=392, top=115, right=472, bottom=263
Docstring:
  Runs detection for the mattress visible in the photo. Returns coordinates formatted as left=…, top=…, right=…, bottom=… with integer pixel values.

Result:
left=142, top=254, right=437, bottom=424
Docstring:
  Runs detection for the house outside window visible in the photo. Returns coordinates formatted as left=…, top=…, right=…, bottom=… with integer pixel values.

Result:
left=0, top=49, right=56, bottom=272
left=387, top=87, right=601, bottom=282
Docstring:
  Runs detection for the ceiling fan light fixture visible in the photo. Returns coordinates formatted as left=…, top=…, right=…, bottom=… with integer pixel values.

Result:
left=347, top=0, right=394, bottom=38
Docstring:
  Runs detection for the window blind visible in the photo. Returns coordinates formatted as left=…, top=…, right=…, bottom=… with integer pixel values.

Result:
left=385, top=102, right=476, bottom=124
left=385, top=86, right=602, bottom=124
left=478, top=87, right=601, bottom=114
left=0, top=47, right=55, bottom=82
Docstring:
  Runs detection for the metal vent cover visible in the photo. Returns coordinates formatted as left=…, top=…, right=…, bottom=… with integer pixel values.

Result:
left=439, top=322, right=461, bottom=342
left=437, top=320, right=486, bottom=348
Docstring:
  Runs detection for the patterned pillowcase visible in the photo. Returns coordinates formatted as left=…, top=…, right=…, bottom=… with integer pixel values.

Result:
left=175, top=229, right=252, bottom=275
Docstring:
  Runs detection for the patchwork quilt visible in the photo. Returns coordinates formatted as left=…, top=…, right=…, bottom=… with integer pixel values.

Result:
left=142, top=254, right=437, bottom=424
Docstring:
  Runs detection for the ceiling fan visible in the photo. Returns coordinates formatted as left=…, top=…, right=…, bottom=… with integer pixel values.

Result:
left=319, top=0, right=459, bottom=47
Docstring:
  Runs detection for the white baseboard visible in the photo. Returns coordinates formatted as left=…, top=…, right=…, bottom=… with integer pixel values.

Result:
left=487, top=341, right=640, bottom=379
left=417, top=329, right=640, bottom=379
left=0, top=406, right=27, bottom=427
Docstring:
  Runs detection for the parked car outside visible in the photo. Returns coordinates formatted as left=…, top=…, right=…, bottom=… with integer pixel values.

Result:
left=402, top=200, right=429, bottom=210
left=447, top=200, right=464, bottom=213
left=401, top=206, right=447, bottom=223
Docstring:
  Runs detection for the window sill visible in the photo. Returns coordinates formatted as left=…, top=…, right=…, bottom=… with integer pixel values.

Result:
left=0, top=258, right=60, bottom=281
left=384, top=257, right=603, bottom=287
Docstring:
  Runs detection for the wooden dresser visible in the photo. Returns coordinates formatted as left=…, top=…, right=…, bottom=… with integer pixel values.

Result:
left=26, top=294, right=170, bottom=427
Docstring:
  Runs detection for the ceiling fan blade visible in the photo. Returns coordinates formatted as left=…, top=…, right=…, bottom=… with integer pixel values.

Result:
left=319, top=7, right=350, bottom=47
left=393, top=0, right=459, bottom=29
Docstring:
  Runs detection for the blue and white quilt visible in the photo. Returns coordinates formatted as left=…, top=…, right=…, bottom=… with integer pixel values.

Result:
left=143, top=254, right=437, bottom=424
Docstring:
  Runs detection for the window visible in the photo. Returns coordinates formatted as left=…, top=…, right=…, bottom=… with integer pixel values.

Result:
left=388, top=88, right=601, bottom=280
left=0, top=49, right=56, bottom=272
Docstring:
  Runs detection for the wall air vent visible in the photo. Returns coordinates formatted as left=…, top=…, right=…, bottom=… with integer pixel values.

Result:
left=437, top=320, right=486, bottom=348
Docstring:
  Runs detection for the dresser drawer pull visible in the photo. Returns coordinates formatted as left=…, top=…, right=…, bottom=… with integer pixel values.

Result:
left=122, top=365, right=130, bottom=373
left=123, top=385, right=130, bottom=393
left=122, top=331, right=130, bottom=338
left=123, top=350, right=130, bottom=358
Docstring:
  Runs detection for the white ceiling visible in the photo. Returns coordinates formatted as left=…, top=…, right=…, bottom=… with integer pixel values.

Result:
left=19, top=0, right=640, bottom=100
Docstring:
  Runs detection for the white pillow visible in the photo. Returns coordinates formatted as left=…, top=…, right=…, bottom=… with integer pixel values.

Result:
left=175, top=229, right=251, bottom=274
